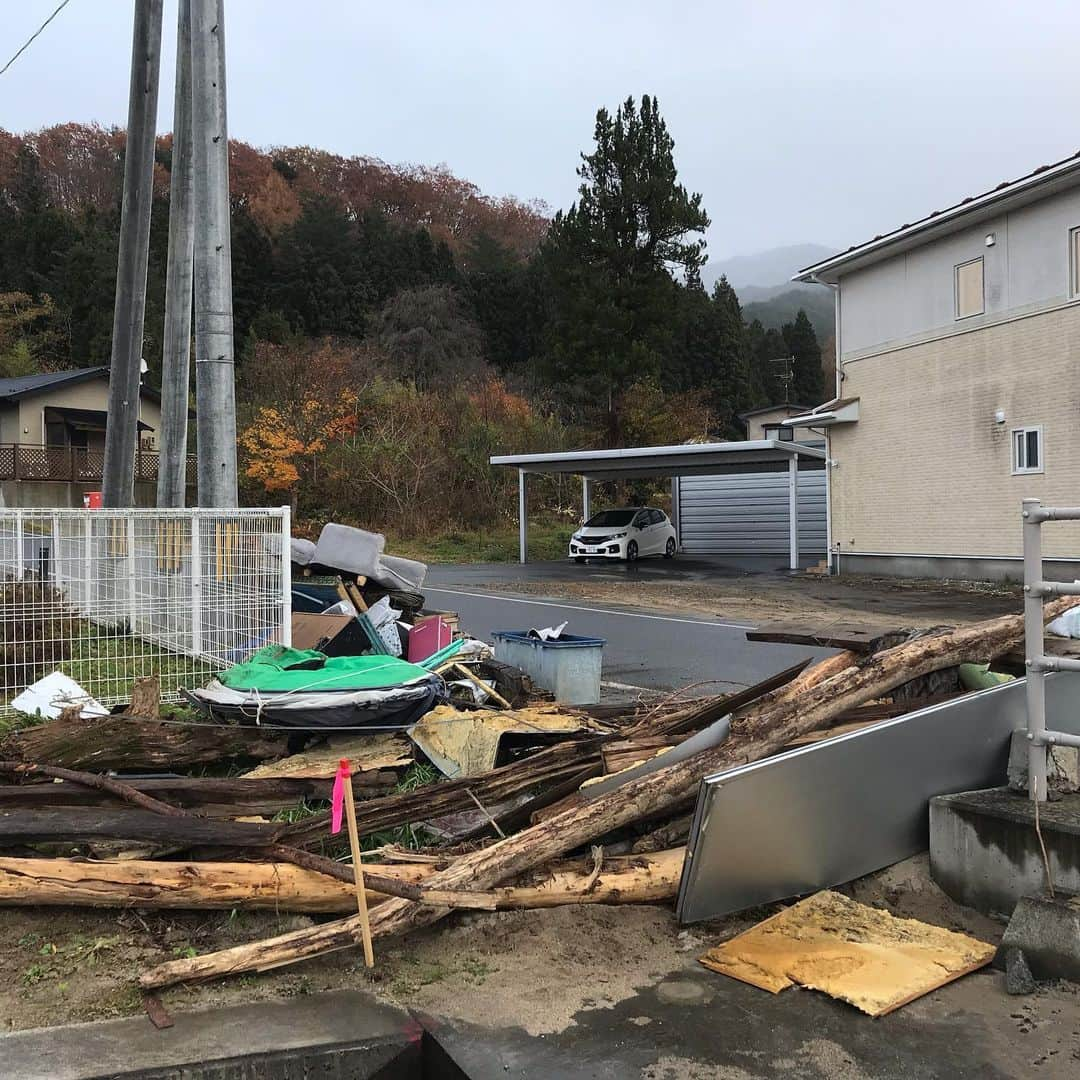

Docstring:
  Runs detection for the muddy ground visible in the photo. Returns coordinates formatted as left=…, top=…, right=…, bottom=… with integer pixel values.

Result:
left=475, top=572, right=1021, bottom=634
left=1, top=855, right=1078, bottom=1077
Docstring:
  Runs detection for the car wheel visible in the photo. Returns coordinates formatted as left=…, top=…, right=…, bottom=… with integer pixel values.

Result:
left=574, top=556, right=586, bottom=564
left=664, top=538, right=676, bottom=559
left=626, top=540, right=639, bottom=562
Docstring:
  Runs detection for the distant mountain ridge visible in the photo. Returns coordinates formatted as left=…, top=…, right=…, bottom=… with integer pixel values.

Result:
left=702, top=243, right=835, bottom=293
left=703, top=243, right=837, bottom=340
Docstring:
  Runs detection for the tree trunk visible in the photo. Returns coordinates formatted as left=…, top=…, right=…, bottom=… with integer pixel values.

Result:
left=0, top=715, right=286, bottom=771
left=0, top=808, right=283, bottom=848
left=141, top=600, right=1076, bottom=989
left=0, top=856, right=432, bottom=913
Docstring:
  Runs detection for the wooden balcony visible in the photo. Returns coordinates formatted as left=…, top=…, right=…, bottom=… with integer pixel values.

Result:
left=0, top=444, right=196, bottom=485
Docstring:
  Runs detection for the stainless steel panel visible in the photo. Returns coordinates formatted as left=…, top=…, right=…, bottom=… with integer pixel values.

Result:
left=678, top=469, right=826, bottom=555
left=676, top=673, right=1080, bottom=924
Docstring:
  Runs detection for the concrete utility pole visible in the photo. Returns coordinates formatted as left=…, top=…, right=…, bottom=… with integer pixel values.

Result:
left=157, top=0, right=195, bottom=508
left=102, top=0, right=164, bottom=508
left=190, top=0, right=238, bottom=507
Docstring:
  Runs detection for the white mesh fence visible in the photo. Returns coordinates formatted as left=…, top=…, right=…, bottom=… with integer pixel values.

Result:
left=0, top=507, right=291, bottom=717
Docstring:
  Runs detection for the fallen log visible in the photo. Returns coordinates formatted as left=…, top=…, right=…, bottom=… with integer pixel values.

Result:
left=0, top=856, right=433, bottom=912
left=0, top=849, right=682, bottom=914
left=0, top=775, right=394, bottom=816
left=0, top=808, right=283, bottom=848
left=140, top=598, right=1077, bottom=989
left=0, top=760, right=478, bottom=910
left=279, top=737, right=608, bottom=849
left=0, top=715, right=286, bottom=771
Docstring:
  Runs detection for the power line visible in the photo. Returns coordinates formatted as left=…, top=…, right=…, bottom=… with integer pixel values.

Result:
left=0, top=0, right=74, bottom=78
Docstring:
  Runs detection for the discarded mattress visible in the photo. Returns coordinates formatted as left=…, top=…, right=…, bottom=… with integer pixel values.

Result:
left=188, top=646, right=445, bottom=730
left=306, top=523, right=428, bottom=591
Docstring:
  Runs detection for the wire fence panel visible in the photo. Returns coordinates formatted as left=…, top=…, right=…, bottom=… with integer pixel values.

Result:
left=0, top=507, right=291, bottom=718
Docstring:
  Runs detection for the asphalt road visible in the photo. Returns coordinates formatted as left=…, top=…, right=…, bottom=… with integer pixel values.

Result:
left=423, top=581, right=834, bottom=697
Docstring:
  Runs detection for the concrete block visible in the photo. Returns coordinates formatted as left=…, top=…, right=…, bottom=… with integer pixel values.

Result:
left=929, top=787, right=1080, bottom=919
left=999, top=891, right=1080, bottom=984
left=1007, top=729, right=1080, bottom=794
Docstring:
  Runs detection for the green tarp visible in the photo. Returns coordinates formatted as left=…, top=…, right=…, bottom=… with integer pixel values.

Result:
left=219, top=646, right=431, bottom=693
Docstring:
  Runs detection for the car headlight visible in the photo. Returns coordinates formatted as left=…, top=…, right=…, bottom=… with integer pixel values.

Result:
left=571, top=533, right=582, bottom=542
left=612, top=532, right=627, bottom=539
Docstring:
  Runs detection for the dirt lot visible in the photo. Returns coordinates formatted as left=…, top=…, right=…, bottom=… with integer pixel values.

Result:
left=2, top=854, right=1078, bottom=1078
left=479, top=572, right=1021, bottom=634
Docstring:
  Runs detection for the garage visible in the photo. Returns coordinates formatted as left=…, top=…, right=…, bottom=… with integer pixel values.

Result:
left=490, top=439, right=830, bottom=568
left=675, top=465, right=826, bottom=556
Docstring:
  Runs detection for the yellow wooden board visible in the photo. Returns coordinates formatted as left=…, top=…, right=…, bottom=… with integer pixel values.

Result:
left=243, top=733, right=412, bottom=779
left=698, top=890, right=996, bottom=1016
left=409, top=704, right=602, bottom=778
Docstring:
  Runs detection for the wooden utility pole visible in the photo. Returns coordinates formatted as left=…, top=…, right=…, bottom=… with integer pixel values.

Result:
left=157, top=0, right=195, bottom=508
left=102, top=0, right=164, bottom=508
left=190, top=0, right=238, bottom=507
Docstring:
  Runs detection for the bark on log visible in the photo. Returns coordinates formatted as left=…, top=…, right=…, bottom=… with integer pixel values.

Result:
left=0, top=775, right=394, bottom=816
left=0, top=856, right=432, bottom=912
left=140, top=600, right=1076, bottom=989
left=0, top=809, right=282, bottom=848
left=279, top=737, right=607, bottom=849
left=0, top=850, right=682, bottom=914
left=0, top=716, right=286, bottom=771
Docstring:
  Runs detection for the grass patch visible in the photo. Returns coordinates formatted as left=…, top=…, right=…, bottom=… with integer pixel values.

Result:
left=384, top=520, right=572, bottom=564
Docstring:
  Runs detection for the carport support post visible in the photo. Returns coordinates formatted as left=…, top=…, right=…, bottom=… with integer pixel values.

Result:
left=518, top=469, right=528, bottom=564
left=581, top=476, right=593, bottom=523
left=788, top=455, right=800, bottom=570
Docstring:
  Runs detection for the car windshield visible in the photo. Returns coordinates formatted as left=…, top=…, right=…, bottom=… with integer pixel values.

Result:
left=584, top=510, right=637, bottom=527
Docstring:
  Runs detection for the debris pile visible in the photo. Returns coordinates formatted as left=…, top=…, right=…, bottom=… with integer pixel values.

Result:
left=0, top=545, right=1076, bottom=1013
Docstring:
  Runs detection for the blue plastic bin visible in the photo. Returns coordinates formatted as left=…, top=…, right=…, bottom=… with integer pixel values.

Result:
left=492, top=631, right=606, bottom=705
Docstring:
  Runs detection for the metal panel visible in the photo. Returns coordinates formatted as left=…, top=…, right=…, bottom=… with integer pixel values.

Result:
left=677, top=468, right=826, bottom=555
left=676, top=672, right=1080, bottom=924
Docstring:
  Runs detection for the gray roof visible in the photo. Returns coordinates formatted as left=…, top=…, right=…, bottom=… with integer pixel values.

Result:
left=0, top=367, right=109, bottom=403
left=0, top=367, right=162, bottom=406
left=491, top=439, right=825, bottom=481
left=795, top=149, right=1080, bottom=284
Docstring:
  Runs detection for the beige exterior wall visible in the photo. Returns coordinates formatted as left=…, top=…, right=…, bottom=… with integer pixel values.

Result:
left=831, top=303, right=1080, bottom=561
left=11, top=378, right=163, bottom=449
left=744, top=406, right=820, bottom=444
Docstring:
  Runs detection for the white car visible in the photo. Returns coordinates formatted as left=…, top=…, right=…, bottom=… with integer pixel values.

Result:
left=568, top=507, right=678, bottom=562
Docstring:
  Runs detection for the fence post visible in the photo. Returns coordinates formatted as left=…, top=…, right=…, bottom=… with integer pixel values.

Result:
left=280, top=506, right=292, bottom=648
left=1022, top=497, right=1048, bottom=802
left=126, top=514, right=137, bottom=635
left=83, top=512, right=93, bottom=613
left=190, top=514, right=203, bottom=657
left=14, top=508, right=23, bottom=581
left=50, top=511, right=60, bottom=588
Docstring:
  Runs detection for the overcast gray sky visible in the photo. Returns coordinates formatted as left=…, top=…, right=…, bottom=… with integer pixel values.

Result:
left=2, top=0, right=1078, bottom=264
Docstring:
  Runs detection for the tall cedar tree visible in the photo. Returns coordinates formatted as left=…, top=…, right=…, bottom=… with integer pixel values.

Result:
left=540, top=95, right=710, bottom=444
left=782, top=309, right=825, bottom=405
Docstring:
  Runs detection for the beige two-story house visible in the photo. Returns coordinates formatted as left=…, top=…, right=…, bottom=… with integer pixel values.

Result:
left=790, top=152, right=1080, bottom=581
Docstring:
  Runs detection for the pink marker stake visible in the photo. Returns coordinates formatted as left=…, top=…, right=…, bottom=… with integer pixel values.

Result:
left=333, top=758, right=374, bottom=968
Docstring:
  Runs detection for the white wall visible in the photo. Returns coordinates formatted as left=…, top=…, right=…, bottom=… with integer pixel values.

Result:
left=839, top=186, right=1080, bottom=357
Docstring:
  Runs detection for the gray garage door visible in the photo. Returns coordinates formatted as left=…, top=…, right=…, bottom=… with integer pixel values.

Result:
left=676, top=467, right=826, bottom=556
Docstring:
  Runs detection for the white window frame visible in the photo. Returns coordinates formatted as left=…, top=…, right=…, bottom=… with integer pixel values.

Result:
left=1069, top=226, right=1080, bottom=299
left=954, top=257, right=985, bottom=320
left=1011, top=425, right=1044, bottom=476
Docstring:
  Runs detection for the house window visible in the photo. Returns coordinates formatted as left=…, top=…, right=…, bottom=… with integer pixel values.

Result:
left=955, top=258, right=984, bottom=319
left=1070, top=227, right=1080, bottom=298
left=763, top=424, right=794, bottom=442
left=1012, top=426, right=1044, bottom=475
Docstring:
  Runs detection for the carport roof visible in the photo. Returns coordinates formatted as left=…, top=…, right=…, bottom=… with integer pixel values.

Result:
left=490, top=439, right=825, bottom=481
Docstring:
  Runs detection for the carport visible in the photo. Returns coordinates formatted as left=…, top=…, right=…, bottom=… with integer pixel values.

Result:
left=490, top=440, right=829, bottom=567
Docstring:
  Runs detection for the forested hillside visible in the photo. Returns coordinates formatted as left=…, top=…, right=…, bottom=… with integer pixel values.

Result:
left=0, top=102, right=827, bottom=534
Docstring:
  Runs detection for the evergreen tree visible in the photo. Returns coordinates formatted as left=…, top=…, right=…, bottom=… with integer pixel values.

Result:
left=539, top=95, right=710, bottom=444
left=782, top=309, right=825, bottom=404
